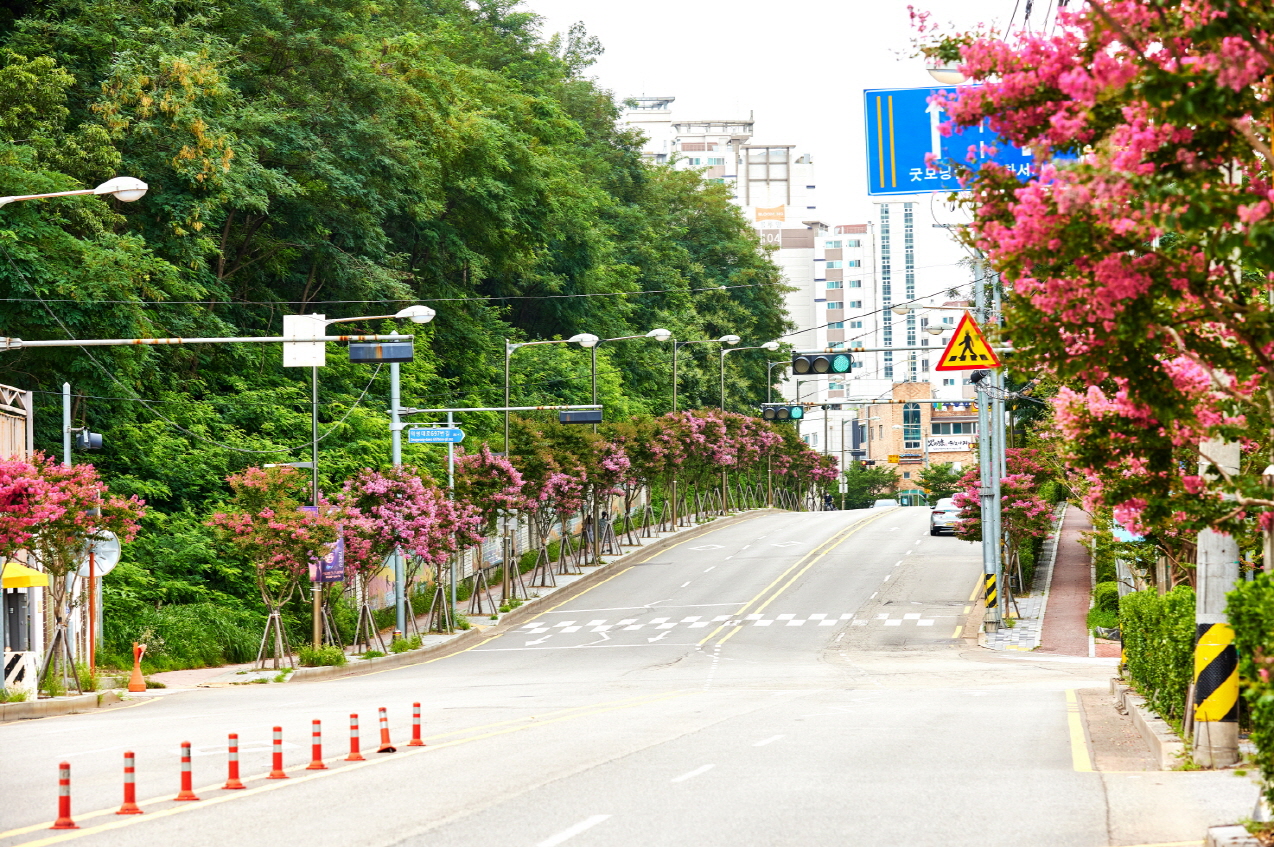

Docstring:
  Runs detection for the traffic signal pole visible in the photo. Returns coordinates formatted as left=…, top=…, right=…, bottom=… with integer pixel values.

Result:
left=974, top=274, right=1001, bottom=631
left=389, top=335, right=406, bottom=638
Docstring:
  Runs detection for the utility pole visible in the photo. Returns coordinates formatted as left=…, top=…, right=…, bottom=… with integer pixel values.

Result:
left=389, top=331, right=406, bottom=638
left=1193, top=437, right=1241, bottom=767
left=974, top=267, right=1001, bottom=630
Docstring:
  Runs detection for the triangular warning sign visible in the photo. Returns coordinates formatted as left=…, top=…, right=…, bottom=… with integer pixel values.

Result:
left=935, top=312, right=1002, bottom=371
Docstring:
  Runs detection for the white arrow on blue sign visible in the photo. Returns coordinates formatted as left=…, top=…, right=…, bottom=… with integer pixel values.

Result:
left=407, top=427, right=465, bottom=444
left=863, top=86, right=1041, bottom=197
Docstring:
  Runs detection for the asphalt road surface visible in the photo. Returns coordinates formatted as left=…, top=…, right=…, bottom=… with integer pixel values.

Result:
left=0, top=507, right=1256, bottom=847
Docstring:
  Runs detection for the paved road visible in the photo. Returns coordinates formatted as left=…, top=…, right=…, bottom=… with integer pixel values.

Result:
left=0, top=507, right=1256, bottom=847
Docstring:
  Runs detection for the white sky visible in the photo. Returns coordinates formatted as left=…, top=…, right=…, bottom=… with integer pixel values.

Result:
left=523, top=0, right=1024, bottom=270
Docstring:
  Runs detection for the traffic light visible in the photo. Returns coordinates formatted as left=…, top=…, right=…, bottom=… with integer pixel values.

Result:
left=761, top=404, right=805, bottom=422
left=792, top=350, right=853, bottom=375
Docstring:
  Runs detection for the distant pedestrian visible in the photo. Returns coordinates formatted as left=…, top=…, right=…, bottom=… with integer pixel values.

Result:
left=823, top=493, right=835, bottom=511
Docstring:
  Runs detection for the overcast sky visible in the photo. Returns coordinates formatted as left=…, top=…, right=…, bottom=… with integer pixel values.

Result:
left=522, top=0, right=1026, bottom=271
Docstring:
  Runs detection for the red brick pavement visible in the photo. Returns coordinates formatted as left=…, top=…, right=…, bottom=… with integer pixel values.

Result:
left=1039, top=507, right=1099, bottom=656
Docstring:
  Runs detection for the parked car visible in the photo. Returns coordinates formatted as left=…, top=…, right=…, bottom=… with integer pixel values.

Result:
left=871, top=498, right=898, bottom=508
left=929, top=497, right=959, bottom=535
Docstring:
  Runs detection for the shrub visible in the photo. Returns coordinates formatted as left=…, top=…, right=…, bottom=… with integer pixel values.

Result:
left=298, top=645, right=347, bottom=667
left=1120, top=586, right=1196, bottom=722
left=101, top=601, right=264, bottom=671
left=1227, top=573, right=1274, bottom=809
left=360, top=650, right=386, bottom=660
left=389, top=635, right=421, bottom=653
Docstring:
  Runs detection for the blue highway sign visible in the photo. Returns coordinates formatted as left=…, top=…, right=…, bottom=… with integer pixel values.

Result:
left=407, top=427, right=465, bottom=444
left=863, top=86, right=1040, bottom=197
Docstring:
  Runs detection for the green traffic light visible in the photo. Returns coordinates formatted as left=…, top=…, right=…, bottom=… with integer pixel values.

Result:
left=790, top=406, right=804, bottom=420
left=831, top=354, right=851, bottom=373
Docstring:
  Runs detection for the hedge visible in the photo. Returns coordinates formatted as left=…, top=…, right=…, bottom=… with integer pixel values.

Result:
left=1120, top=585, right=1196, bottom=723
left=1227, top=574, right=1274, bottom=807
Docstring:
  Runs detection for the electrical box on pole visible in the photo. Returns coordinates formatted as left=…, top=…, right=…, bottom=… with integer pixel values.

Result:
left=559, top=409, right=603, bottom=425
left=283, top=314, right=328, bottom=367
left=348, top=340, right=415, bottom=364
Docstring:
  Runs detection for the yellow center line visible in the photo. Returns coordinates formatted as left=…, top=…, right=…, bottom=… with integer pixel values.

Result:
left=1065, top=688, right=1094, bottom=773
left=952, top=625, right=963, bottom=639
left=6, top=690, right=690, bottom=847
left=967, top=576, right=982, bottom=604
left=699, top=511, right=893, bottom=647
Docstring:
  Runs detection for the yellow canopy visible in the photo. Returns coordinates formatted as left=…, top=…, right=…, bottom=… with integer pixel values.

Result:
left=2, top=562, right=48, bottom=589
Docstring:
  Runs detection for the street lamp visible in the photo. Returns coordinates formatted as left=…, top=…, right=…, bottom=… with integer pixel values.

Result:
left=0, top=176, right=149, bottom=207
left=767, top=360, right=789, bottom=405
left=504, top=333, right=598, bottom=454
left=720, top=341, right=780, bottom=409
left=669, top=334, right=738, bottom=528
left=319, top=306, right=436, bottom=643
left=585, top=329, right=671, bottom=564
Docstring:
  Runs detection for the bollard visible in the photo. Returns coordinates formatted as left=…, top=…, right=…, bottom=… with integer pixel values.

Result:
left=306, top=719, right=327, bottom=770
left=51, top=762, right=78, bottom=830
left=346, top=714, right=365, bottom=762
left=174, top=742, right=201, bottom=801
left=377, top=707, right=396, bottom=753
left=267, top=726, right=288, bottom=779
left=408, top=702, right=425, bottom=747
left=116, top=752, right=143, bottom=815
left=223, top=734, right=245, bottom=789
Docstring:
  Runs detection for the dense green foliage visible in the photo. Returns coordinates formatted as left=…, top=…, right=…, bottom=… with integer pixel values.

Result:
left=1227, top=574, right=1274, bottom=806
left=0, top=0, right=792, bottom=662
left=916, top=462, right=961, bottom=504
left=1120, top=586, right=1196, bottom=724
left=838, top=464, right=897, bottom=510
left=1086, top=581, right=1119, bottom=632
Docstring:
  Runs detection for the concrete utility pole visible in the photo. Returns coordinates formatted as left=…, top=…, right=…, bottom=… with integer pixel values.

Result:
left=974, top=268, right=1001, bottom=630
left=1193, top=437, right=1241, bottom=767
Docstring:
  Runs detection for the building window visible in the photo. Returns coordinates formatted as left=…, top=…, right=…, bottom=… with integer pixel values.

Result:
left=825, top=240, right=841, bottom=249
left=826, top=280, right=843, bottom=289
left=943, top=316, right=955, bottom=325
left=848, top=280, right=862, bottom=288
left=849, top=320, right=863, bottom=329
left=707, top=158, right=725, bottom=165
left=932, top=422, right=976, bottom=434
left=829, top=382, right=844, bottom=391
left=942, top=378, right=956, bottom=386
left=828, top=321, right=844, bottom=329
left=903, top=402, right=921, bottom=448
left=845, top=239, right=861, bottom=248
left=687, top=158, right=701, bottom=166
left=920, top=359, right=929, bottom=372
left=827, top=302, right=843, bottom=310
left=846, top=260, right=862, bottom=267
left=848, top=300, right=862, bottom=309
left=825, top=261, right=842, bottom=269
left=902, top=472, right=911, bottom=479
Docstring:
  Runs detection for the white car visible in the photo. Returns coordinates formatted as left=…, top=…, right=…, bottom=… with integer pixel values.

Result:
left=871, top=498, right=898, bottom=508
left=929, top=497, right=960, bottom=535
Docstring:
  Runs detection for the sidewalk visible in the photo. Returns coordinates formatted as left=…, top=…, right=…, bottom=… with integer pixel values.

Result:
left=983, top=503, right=1064, bottom=652
left=1036, top=506, right=1120, bottom=657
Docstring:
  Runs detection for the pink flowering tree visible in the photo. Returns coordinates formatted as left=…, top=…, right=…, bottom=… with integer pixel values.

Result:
left=911, top=2, right=1274, bottom=546
left=337, top=466, right=481, bottom=647
left=455, top=444, right=525, bottom=536
left=209, top=466, right=337, bottom=665
left=0, top=456, right=68, bottom=560
left=954, top=449, right=1057, bottom=590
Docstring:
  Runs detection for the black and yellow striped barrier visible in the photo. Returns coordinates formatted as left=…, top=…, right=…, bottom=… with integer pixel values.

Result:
left=984, top=573, right=997, bottom=609
left=1194, top=622, right=1239, bottom=723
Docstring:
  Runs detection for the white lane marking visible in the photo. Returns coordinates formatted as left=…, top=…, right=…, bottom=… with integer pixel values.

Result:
left=753, top=735, right=785, bottom=747
left=870, top=592, right=878, bottom=599
left=885, top=620, right=902, bottom=627
left=689, top=622, right=709, bottom=628
left=754, top=619, right=773, bottom=626
left=619, top=619, right=637, bottom=624
left=681, top=581, right=691, bottom=588
left=704, top=566, right=715, bottom=572
left=777, top=614, right=795, bottom=620
left=903, top=613, right=921, bottom=620
left=562, top=626, right=581, bottom=633
left=537, top=815, right=612, bottom=847
left=809, top=613, right=827, bottom=619
left=772, top=541, right=800, bottom=548
left=835, top=631, right=846, bottom=640
left=658, top=623, right=677, bottom=629
left=690, top=544, right=724, bottom=551
left=724, top=556, right=734, bottom=560
left=851, top=620, right=868, bottom=626
left=552, top=621, right=576, bottom=628
left=651, top=617, right=670, bottom=623
left=648, top=631, right=671, bottom=643
left=917, top=619, right=935, bottom=626
left=587, top=619, right=606, bottom=626
left=818, top=619, right=836, bottom=626
left=526, top=636, right=552, bottom=645
left=883, top=574, right=891, bottom=581
left=681, top=616, right=702, bottom=622
left=672, top=764, right=716, bottom=783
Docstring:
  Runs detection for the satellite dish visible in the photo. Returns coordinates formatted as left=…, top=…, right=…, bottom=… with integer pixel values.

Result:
left=76, top=530, right=121, bottom=577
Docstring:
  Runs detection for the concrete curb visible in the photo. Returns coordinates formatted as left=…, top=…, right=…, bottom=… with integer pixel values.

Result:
left=1206, top=825, right=1260, bottom=846
left=0, top=689, right=121, bottom=723
left=283, top=509, right=777, bottom=685
left=1109, top=678, right=1186, bottom=770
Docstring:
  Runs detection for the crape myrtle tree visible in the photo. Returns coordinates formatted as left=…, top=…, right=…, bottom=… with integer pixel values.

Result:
left=208, top=467, right=337, bottom=668
left=913, top=0, right=1274, bottom=546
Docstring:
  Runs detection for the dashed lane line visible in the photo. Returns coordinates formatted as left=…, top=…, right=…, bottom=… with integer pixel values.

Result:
left=671, top=764, right=715, bottom=783
left=536, top=815, right=611, bottom=847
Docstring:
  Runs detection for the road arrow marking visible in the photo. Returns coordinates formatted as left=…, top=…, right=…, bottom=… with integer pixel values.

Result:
left=648, top=631, right=670, bottom=643
left=526, top=636, right=552, bottom=646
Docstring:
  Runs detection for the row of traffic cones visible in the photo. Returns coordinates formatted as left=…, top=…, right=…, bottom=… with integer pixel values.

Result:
left=51, top=704, right=427, bottom=829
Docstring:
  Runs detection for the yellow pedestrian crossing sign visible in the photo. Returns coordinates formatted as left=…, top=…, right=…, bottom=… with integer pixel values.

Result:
left=935, top=312, right=1001, bottom=371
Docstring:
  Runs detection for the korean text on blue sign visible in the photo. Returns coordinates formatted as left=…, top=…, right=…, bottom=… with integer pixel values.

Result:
left=407, top=427, right=465, bottom=444
left=863, top=86, right=1039, bottom=197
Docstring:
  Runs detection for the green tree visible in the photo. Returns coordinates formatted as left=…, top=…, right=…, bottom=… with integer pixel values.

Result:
left=917, top=462, right=961, bottom=504
left=840, top=464, right=897, bottom=510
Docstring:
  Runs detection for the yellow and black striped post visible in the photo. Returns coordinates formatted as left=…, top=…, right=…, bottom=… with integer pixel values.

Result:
left=984, top=573, right=997, bottom=609
left=1193, top=622, right=1239, bottom=767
